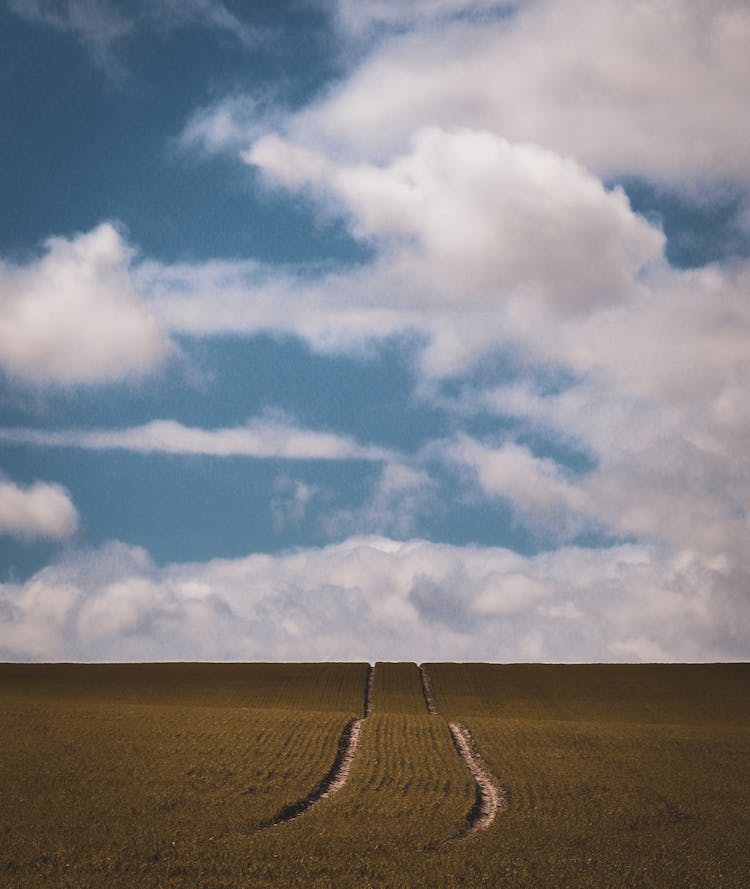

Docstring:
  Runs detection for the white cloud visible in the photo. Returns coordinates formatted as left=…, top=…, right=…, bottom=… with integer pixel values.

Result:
left=0, top=223, right=171, bottom=385
left=270, top=476, right=319, bottom=531
left=0, top=537, right=746, bottom=661
left=154, top=127, right=666, bottom=377
left=179, top=96, right=270, bottom=156
left=0, top=477, right=78, bottom=540
left=324, top=461, right=437, bottom=538
left=288, top=0, right=750, bottom=183
left=447, top=270, right=750, bottom=559
left=0, top=416, right=393, bottom=461
left=159, top=103, right=750, bottom=577
left=446, top=436, right=592, bottom=540
left=247, top=128, right=664, bottom=316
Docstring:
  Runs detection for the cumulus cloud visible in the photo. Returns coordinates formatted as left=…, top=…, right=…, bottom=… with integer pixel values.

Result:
left=434, top=261, right=750, bottom=562
left=0, top=416, right=393, bottom=461
left=0, top=223, right=171, bottom=385
left=288, top=0, right=750, bottom=183
left=0, top=537, right=746, bottom=661
left=0, top=477, right=78, bottom=540
left=161, top=99, right=750, bottom=578
left=247, top=128, right=664, bottom=315
left=151, top=127, right=666, bottom=377
left=446, top=436, right=592, bottom=540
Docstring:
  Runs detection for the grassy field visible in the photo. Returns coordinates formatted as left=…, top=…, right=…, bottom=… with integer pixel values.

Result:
left=1, top=662, right=748, bottom=887
left=0, top=663, right=367, bottom=888
left=426, top=663, right=750, bottom=888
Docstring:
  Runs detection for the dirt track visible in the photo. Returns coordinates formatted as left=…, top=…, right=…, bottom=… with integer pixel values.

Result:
left=419, top=665, right=504, bottom=836
left=448, top=721, right=505, bottom=834
left=265, top=663, right=504, bottom=836
left=419, top=665, right=438, bottom=715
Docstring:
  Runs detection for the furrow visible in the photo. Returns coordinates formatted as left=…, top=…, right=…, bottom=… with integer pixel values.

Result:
left=449, top=721, right=505, bottom=835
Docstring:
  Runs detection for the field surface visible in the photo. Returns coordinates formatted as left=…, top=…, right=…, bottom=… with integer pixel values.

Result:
left=1, top=662, right=748, bottom=887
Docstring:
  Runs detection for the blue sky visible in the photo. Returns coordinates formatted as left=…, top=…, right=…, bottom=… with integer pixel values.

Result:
left=1, top=0, right=749, bottom=662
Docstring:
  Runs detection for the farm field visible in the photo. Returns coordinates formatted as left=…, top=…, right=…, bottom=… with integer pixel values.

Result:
left=370, top=660, right=427, bottom=714
left=0, top=663, right=367, bottom=888
left=426, top=663, right=750, bottom=887
left=1, top=662, right=748, bottom=887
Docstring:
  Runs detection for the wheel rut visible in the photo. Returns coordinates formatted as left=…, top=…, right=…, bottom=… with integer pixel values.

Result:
left=419, top=665, right=505, bottom=837
left=418, top=665, right=438, bottom=715
left=262, top=664, right=372, bottom=829
left=262, top=664, right=505, bottom=838
left=364, top=662, right=374, bottom=717
left=448, top=721, right=505, bottom=835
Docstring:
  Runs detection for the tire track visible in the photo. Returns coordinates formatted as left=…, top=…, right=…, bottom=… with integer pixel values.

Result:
left=420, top=665, right=503, bottom=835
left=418, top=664, right=438, bottom=715
left=364, top=662, right=374, bottom=717
left=448, top=721, right=505, bottom=835
left=263, top=664, right=373, bottom=829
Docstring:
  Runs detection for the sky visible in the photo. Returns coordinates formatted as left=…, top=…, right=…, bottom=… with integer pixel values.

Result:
left=0, top=0, right=748, bottom=663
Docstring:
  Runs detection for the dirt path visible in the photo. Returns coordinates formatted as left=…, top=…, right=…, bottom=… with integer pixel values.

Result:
left=418, top=665, right=438, bottom=715
left=262, top=664, right=503, bottom=838
left=448, top=722, right=505, bottom=835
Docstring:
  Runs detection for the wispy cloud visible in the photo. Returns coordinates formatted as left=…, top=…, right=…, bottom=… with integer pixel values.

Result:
left=8, top=0, right=133, bottom=70
left=0, top=417, right=394, bottom=461
left=8, top=0, right=258, bottom=74
left=331, top=0, right=515, bottom=36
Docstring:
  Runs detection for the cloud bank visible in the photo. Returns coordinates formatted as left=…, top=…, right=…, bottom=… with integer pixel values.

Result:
left=1, top=537, right=746, bottom=662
